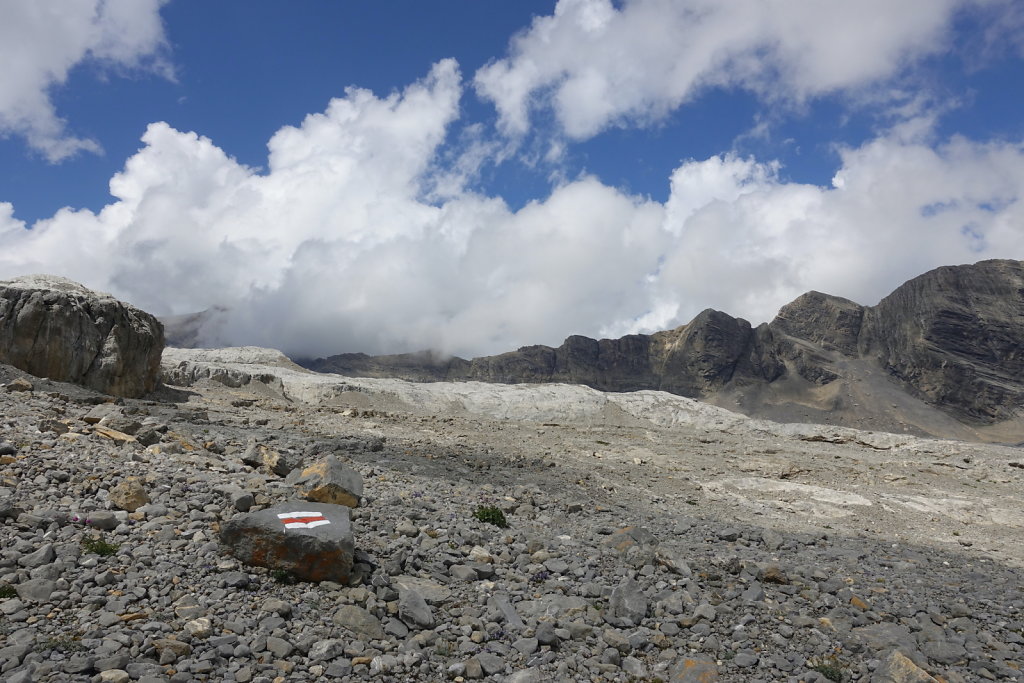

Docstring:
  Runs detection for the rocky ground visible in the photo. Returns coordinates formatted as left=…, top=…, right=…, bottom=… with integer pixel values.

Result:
left=1, top=349, right=1023, bottom=682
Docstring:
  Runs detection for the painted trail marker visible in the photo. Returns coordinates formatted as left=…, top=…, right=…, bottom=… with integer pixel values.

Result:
left=277, top=511, right=330, bottom=529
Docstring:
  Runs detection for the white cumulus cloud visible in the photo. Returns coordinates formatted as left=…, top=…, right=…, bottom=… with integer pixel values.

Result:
left=0, top=60, right=1021, bottom=361
left=475, top=0, right=1005, bottom=139
left=0, top=0, right=171, bottom=161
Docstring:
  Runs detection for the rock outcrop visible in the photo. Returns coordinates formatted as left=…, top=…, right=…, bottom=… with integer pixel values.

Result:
left=305, top=260, right=1024, bottom=435
left=0, top=275, right=164, bottom=397
left=859, top=260, right=1024, bottom=423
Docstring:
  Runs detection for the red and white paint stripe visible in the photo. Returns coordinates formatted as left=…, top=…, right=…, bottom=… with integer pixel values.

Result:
left=277, top=511, right=330, bottom=529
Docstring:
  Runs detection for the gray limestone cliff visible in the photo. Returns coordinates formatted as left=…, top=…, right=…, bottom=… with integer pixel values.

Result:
left=0, top=275, right=164, bottom=397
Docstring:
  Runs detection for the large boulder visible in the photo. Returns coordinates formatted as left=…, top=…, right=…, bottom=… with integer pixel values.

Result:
left=0, top=275, right=164, bottom=397
left=219, top=501, right=354, bottom=583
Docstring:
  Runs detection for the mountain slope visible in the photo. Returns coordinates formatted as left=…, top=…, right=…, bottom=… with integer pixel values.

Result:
left=300, top=260, right=1024, bottom=441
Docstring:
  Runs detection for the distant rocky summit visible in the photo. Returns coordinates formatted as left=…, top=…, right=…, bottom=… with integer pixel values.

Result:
left=305, top=260, right=1024, bottom=440
left=0, top=275, right=164, bottom=397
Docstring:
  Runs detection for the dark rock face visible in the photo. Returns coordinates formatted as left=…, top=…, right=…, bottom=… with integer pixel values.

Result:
left=772, top=291, right=865, bottom=355
left=860, top=260, right=1024, bottom=423
left=0, top=275, right=164, bottom=397
left=309, top=309, right=785, bottom=398
left=304, top=260, right=1024, bottom=432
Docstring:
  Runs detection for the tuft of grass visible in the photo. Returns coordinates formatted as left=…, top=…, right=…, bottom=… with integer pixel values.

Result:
left=473, top=505, right=508, bottom=528
left=81, top=537, right=120, bottom=557
left=0, top=584, right=16, bottom=599
left=270, top=568, right=298, bottom=585
left=808, top=655, right=846, bottom=682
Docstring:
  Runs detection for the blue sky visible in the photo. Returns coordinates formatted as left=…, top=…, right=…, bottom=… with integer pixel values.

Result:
left=1, top=0, right=1023, bottom=358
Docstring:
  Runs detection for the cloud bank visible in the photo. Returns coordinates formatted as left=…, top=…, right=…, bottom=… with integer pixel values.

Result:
left=1, top=56, right=1022, bottom=359
left=0, top=0, right=170, bottom=161
left=475, top=0, right=1006, bottom=139
left=1, top=0, right=1022, bottom=360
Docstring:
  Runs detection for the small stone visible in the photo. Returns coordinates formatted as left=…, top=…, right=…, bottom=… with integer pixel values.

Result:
left=92, top=426, right=137, bottom=445
left=692, top=603, right=717, bottom=623
left=512, top=637, right=538, bottom=655
left=265, top=636, right=294, bottom=658
left=261, top=598, right=293, bottom=617
left=871, top=650, right=939, bottom=682
left=15, top=578, right=56, bottom=602
left=398, top=587, right=435, bottom=629
left=6, top=377, right=33, bottom=392
left=734, top=652, right=758, bottom=667
left=81, top=511, right=118, bottom=530
left=99, top=671, right=131, bottom=683
left=396, top=519, right=419, bottom=537
left=609, top=578, right=648, bottom=626
left=109, top=477, right=150, bottom=512
left=333, top=604, right=385, bottom=640
left=506, top=669, right=545, bottom=683
left=308, top=639, right=345, bottom=662
left=450, top=565, right=478, bottom=581
left=263, top=448, right=303, bottom=477
left=476, top=652, right=504, bottom=675
left=671, top=656, right=719, bottom=681
left=760, top=529, right=784, bottom=550
left=153, top=638, right=192, bottom=662
left=185, top=617, right=213, bottom=638
left=18, top=543, right=56, bottom=568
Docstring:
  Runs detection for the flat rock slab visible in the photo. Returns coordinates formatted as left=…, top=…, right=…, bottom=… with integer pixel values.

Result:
left=219, top=501, right=354, bottom=583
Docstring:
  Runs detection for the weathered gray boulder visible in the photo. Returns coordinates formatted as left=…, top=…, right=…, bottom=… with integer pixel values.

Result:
left=290, top=454, right=363, bottom=507
left=219, top=501, right=354, bottom=583
left=0, top=275, right=164, bottom=397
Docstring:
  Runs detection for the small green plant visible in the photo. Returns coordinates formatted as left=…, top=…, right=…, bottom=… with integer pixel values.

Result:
left=270, top=568, right=298, bottom=585
left=81, top=537, right=120, bottom=557
left=808, top=654, right=846, bottom=682
left=473, top=505, right=508, bottom=528
left=0, top=584, right=16, bottom=599
left=43, top=635, right=88, bottom=653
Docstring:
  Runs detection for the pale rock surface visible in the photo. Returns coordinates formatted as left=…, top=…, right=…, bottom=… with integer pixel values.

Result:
left=0, top=275, right=163, bottom=397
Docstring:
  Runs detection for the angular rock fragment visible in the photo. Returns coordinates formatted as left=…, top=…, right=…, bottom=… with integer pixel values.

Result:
left=670, top=656, right=719, bottom=682
left=871, top=650, right=939, bottom=683
left=291, top=454, right=363, bottom=507
left=398, top=586, right=435, bottom=629
left=333, top=604, right=385, bottom=639
left=219, top=502, right=354, bottom=583
left=109, top=477, right=149, bottom=512
left=92, top=426, right=137, bottom=445
left=608, top=578, right=648, bottom=626
left=5, top=377, right=33, bottom=392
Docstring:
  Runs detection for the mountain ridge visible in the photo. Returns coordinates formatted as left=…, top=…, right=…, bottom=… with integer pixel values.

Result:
left=300, top=259, right=1024, bottom=442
